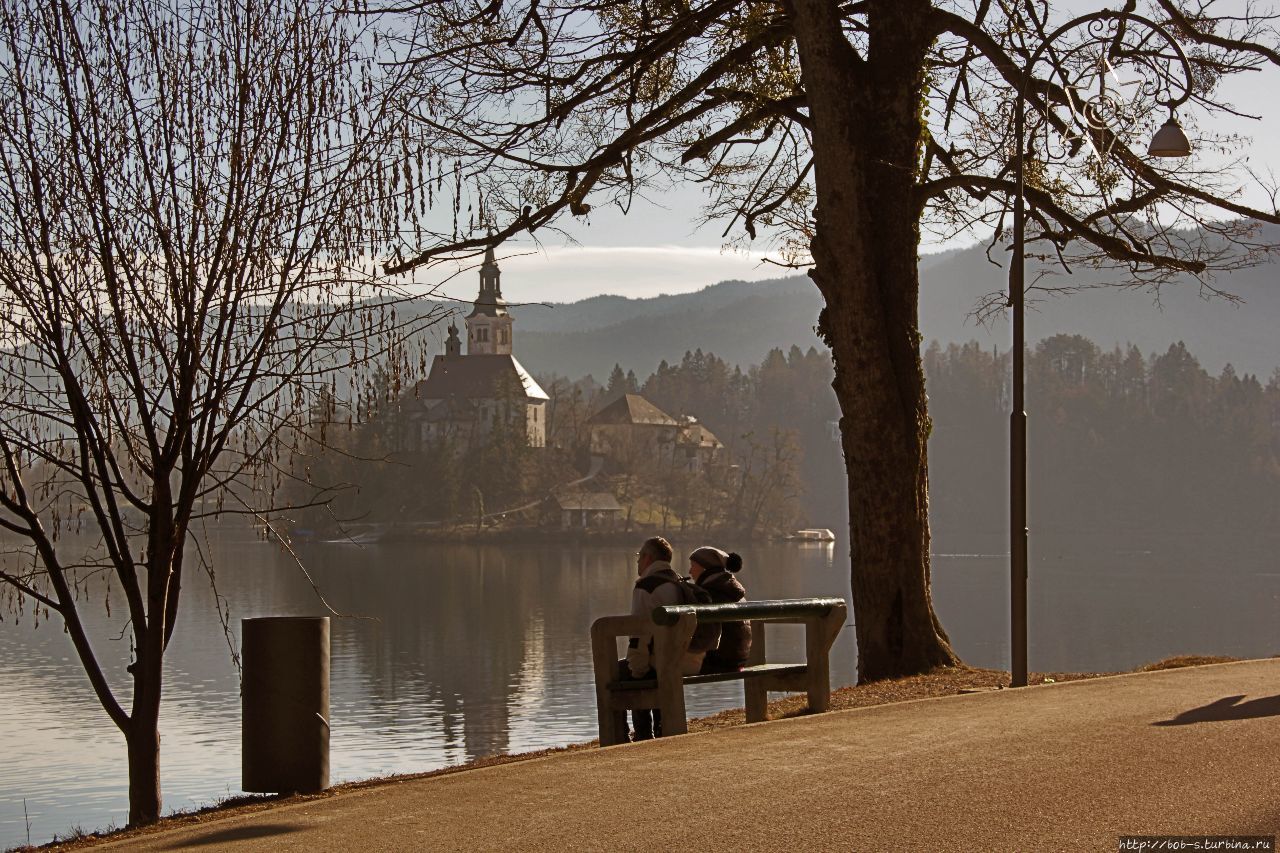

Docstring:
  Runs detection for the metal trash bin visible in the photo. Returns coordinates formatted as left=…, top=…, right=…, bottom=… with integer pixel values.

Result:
left=241, top=616, right=330, bottom=793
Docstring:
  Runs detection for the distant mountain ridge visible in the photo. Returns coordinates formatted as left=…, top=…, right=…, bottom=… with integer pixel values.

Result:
left=429, top=225, right=1280, bottom=380
left=514, top=278, right=825, bottom=378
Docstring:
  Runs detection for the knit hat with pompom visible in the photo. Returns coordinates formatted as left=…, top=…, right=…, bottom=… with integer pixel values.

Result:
left=689, top=546, right=743, bottom=573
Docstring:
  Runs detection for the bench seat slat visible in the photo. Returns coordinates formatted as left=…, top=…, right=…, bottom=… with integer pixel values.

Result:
left=607, top=663, right=807, bottom=691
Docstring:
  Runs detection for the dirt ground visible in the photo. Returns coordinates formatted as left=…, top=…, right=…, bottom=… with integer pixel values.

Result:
left=21, top=655, right=1239, bottom=851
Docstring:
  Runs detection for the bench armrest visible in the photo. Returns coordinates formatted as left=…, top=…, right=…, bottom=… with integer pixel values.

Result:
left=589, top=614, right=651, bottom=643
left=652, top=597, right=846, bottom=625
left=589, top=615, right=650, bottom=703
left=590, top=611, right=696, bottom=745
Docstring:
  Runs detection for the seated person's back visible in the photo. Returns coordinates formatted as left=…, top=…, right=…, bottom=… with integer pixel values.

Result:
left=689, top=546, right=751, bottom=671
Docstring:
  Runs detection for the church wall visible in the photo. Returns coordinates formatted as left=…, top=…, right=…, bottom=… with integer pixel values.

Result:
left=526, top=401, right=546, bottom=448
left=466, top=314, right=514, bottom=356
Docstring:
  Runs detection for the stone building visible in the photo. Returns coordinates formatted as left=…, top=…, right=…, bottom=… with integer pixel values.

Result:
left=587, top=393, right=722, bottom=473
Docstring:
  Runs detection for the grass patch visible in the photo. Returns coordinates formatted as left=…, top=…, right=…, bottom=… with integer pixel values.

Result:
left=1137, top=654, right=1242, bottom=671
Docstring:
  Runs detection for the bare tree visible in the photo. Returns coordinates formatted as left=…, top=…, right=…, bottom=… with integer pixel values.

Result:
left=0, top=0, right=438, bottom=825
left=734, top=428, right=803, bottom=539
left=374, top=0, right=1280, bottom=680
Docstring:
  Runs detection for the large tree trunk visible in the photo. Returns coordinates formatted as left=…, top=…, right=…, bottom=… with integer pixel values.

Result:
left=792, top=0, right=959, bottom=681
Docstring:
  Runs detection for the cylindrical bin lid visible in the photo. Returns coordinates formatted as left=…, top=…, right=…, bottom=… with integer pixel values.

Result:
left=242, top=616, right=330, bottom=793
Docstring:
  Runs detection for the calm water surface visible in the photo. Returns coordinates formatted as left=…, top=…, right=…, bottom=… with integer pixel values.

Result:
left=1, top=533, right=1277, bottom=848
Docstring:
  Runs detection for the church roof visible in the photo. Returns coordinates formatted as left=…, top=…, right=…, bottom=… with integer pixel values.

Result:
left=415, top=354, right=549, bottom=402
left=466, top=297, right=509, bottom=318
left=587, top=393, right=678, bottom=427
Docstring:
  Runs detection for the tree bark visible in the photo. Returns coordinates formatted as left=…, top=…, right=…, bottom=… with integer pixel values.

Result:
left=125, top=706, right=161, bottom=826
left=126, top=505, right=175, bottom=826
left=792, top=0, right=959, bottom=681
left=127, top=584, right=164, bottom=826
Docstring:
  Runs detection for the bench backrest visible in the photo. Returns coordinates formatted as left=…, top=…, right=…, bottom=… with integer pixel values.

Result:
left=651, top=596, right=845, bottom=626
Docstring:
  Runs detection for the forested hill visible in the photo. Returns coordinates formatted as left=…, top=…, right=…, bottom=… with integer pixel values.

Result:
left=512, top=279, right=825, bottom=378
left=497, top=223, right=1280, bottom=380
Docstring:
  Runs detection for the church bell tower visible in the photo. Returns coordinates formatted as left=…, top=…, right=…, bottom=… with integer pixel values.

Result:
left=466, top=240, right=513, bottom=356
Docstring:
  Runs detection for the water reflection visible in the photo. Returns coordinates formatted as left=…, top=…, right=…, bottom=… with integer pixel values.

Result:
left=1, top=533, right=1276, bottom=847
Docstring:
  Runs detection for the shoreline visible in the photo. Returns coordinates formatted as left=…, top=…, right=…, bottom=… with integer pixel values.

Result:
left=291, top=526, right=801, bottom=546
left=12, top=654, right=1239, bottom=852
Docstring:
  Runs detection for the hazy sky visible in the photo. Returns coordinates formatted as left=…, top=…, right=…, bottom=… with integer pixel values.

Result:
left=416, top=1, right=1280, bottom=308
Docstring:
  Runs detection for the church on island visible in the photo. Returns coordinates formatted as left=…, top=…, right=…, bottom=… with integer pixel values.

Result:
left=409, top=243, right=549, bottom=449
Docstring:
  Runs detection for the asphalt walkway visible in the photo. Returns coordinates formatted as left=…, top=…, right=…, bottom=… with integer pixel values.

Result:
left=97, top=659, right=1280, bottom=852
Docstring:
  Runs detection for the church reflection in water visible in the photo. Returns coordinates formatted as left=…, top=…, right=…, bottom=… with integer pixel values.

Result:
left=303, top=543, right=637, bottom=763
left=294, top=539, right=855, bottom=764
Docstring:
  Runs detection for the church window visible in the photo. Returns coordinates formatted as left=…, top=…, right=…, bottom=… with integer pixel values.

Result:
left=499, top=328, right=508, bottom=345
left=478, top=327, right=489, bottom=342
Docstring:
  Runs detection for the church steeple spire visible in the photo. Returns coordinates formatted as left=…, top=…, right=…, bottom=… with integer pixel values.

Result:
left=479, top=239, right=503, bottom=303
left=465, top=233, right=514, bottom=355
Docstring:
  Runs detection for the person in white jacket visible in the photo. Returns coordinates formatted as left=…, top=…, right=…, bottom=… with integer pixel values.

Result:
left=621, top=536, right=705, bottom=739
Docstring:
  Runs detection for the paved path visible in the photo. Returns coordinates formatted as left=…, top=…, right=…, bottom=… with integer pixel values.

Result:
left=98, top=660, right=1280, bottom=851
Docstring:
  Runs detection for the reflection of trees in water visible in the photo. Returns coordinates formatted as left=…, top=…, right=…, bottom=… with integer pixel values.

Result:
left=166, top=540, right=862, bottom=759
left=304, top=544, right=633, bottom=761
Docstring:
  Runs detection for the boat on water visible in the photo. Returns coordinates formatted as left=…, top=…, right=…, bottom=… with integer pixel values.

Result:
left=786, top=528, right=836, bottom=543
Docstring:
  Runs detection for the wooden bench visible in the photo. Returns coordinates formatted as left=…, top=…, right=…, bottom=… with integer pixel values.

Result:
left=590, top=597, right=847, bottom=746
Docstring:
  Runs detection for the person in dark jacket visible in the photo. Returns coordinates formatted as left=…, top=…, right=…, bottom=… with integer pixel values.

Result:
left=688, top=546, right=752, bottom=672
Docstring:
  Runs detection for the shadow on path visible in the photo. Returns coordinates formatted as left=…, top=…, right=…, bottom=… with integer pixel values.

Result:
left=1153, top=694, right=1280, bottom=726
left=162, top=823, right=302, bottom=848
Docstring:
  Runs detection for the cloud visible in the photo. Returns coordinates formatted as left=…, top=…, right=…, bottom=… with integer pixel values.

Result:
left=410, top=239, right=985, bottom=306
left=451, top=244, right=791, bottom=304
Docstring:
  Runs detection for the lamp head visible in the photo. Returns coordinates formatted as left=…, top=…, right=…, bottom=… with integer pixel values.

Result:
left=1148, top=114, right=1192, bottom=158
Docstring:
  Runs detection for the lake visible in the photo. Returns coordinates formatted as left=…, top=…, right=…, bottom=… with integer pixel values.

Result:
left=1, top=532, right=1277, bottom=848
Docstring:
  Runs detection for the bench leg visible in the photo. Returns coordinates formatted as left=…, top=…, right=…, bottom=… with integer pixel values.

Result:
left=592, top=628, right=629, bottom=746
left=653, top=615, right=694, bottom=737
left=804, top=626, right=830, bottom=712
left=605, top=709, right=629, bottom=745
left=657, top=677, right=687, bottom=736
left=745, top=619, right=768, bottom=722
left=804, top=605, right=846, bottom=713
left=596, top=691, right=631, bottom=746
left=745, top=681, right=768, bottom=723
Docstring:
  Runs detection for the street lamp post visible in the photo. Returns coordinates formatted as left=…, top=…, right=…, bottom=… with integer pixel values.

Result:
left=1009, top=10, right=1193, bottom=688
